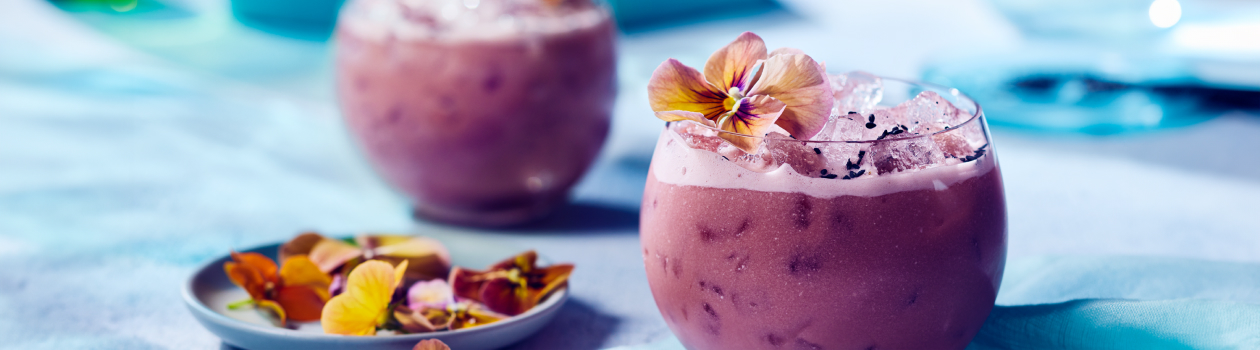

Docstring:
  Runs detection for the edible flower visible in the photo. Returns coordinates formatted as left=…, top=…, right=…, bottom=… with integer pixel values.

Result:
left=414, top=339, right=451, bottom=350
left=321, top=259, right=410, bottom=335
left=450, top=251, right=573, bottom=316
left=648, top=31, right=833, bottom=152
left=394, top=279, right=508, bottom=333
left=223, top=252, right=331, bottom=324
left=280, top=232, right=451, bottom=281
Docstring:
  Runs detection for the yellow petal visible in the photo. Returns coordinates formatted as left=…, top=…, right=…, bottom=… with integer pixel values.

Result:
left=320, top=260, right=399, bottom=336
left=321, top=289, right=381, bottom=335
left=647, top=59, right=728, bottom=121
left=529, top=264, right=574, bottom=307
left=309, top=238, right=363, bottom=274
left=717, top=95, right=787, bottom=153
left=368, top=236, right=451, bottom=281
left=279, top=255, right=332, bottom=298
left=256, top=299, right=287, bottom=327
left=654, top=111, right=716, bottom=128
left=747, top=54, right=833, bottom=140
left=704, top=31, right=768, bottom=93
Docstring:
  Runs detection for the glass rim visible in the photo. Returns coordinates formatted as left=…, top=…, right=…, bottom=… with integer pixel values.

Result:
left=673, top=76, right=984, bottom=145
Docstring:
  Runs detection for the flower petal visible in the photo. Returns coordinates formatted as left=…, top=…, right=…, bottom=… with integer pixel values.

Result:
left=408, top=279, right=454, bottom=310
left=478, top=277, right=525, bottom=316
left=320, top=260, right=400, bottom=335
left=256, top=299, right=287, bottom=327
left=231, top=251, right=278, bottom=283
left=321, top=290, right=380, bottom=335
left=492, top=250, right=538, bottom=272
left=309, top=238, right=363, bottom=274
left=364, top=235, right=451, bottom=281
left=275, top=285, right=326, bottom=321
left=394, top=305, right=440, bottom=333
left=449, top=267, right=486, bottom=302
left=654, top=111, right=716, bottom=128
left=769, top=47, right=805, bottom=57
left=279, top=256, right=332, bottom=300
left=414, top=339, right=452, bottom=350
left=224, top=261, right=268, bottom=301
left=278, top=232, right=326, bottom=263
left=717, top=95, right=787, bottom=153
left=704, top=31, right=768, bottom=93
left=648, top=59, right=728, bottom=120
left=528, top=264, right=574, bottom=307
left=747, top=54, right=833, bottom=140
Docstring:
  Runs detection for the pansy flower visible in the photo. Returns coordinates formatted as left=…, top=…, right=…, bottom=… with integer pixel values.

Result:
left=279, top=232, right=451, bottom=282
left=648, top=31, right=833, bottom=152
left=321, top=260, right=409, bottom=335
left=223, top=252, right=331, bottom=324
left=450, top=251, right=573, bottom=316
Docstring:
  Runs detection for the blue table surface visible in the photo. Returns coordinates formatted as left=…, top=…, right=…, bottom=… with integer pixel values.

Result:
left=2, top=0, right=1259, bottom=349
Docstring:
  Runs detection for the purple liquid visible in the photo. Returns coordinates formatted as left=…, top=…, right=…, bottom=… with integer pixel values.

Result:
left=641, top=161, right=1006, bottom=349
left=334, top=1, right=617, bottom=226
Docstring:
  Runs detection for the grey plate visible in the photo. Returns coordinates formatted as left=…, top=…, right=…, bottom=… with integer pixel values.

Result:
left=183, top=239, right=568, bottom=350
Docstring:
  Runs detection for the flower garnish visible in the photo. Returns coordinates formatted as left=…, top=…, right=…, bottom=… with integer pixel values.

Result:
left=224, top=252, right=331, bottom=324
left=320, top=259, right=409, bottom=336
left=280, top=232, right=452, bottom=281
left=648, top=31, right=833, bottom=152
left=450, top=251, right=573, bottom=316
left=414, top=339, right=451, bottom=350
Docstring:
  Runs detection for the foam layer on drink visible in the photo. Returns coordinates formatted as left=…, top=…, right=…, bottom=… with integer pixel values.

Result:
left=650, top=127, right=996, bottom=198
left=339, top=0, right=608, bottom=43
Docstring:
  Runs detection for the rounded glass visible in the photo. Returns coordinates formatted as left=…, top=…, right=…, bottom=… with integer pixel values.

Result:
left=333, top=0, right=617, bottom=227
left=640, top=78, right=1007, bottom=350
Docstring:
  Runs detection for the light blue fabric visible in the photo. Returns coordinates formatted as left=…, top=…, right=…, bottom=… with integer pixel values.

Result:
left=610, top=256, right=1260, bottom=350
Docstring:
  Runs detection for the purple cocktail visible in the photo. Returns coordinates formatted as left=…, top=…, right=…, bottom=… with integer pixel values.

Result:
left=335, top=0, right=616, bottom=226
left=641, top=73, right=1007, bottom=350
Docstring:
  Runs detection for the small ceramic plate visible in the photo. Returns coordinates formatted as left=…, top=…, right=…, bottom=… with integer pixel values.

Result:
left=183, top=238, right=567, bottom=350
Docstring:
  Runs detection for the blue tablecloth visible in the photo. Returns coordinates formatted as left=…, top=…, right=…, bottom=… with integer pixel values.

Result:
left=3, top=0, right=1260, bottom=349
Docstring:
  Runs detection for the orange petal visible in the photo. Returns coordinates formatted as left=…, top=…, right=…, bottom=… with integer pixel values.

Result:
left=654, top=110, right=716, bottom=128
left=275, top=285, right=326, bottom=321
left=231, top=251, right=278, bottom=283
left=279, top=232, right=327, bottom=263
left=414, top=339, right=452, bottom=350
left=529, top=264, right=574, bottom=307
left=256, top=299, right=287, bottom=326
left=309, top=238, right=363, bottom=274
left=747, top=54, right=833, bottom=140
left=280, top=255, right=332, bottom=298
left=648, top=59, right=728, bottom=121
left=704, top=31, right=768, bottom=93
left=717, top=95, right=787, bottom=153
left=224, top=261, right=267, bottom=301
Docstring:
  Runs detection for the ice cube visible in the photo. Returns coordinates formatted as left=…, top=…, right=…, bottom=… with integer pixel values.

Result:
left=870, top=137, right=944, bottom=175
left=669, top=121, right=725, bottom=153
left=765, top=133, right=829, bottom=176
left=815, top=112, right=869, bottom=142
left=831, top=71, right=883, bottom=116
left=892, top=91, right=960, bottom=135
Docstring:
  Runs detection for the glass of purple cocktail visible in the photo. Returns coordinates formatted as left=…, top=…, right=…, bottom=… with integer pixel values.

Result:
left=640, top=33, right=1006, bottom=350
left=335, top=0, right=617, bottom=226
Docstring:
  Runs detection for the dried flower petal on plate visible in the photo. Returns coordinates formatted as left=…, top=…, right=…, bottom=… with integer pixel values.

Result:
left=450, top=251, right=573, bottom=316
left=414, top=339, right=452, bottom=350
left=279, top=233, right=451, bottom=281
left=321, top=260, right=409, bottom=335
left=223, top=252, right=331, bottom=324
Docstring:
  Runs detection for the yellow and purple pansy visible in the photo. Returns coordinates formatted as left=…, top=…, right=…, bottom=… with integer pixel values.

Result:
left=648, top=31, right=833, bottom=152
